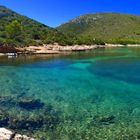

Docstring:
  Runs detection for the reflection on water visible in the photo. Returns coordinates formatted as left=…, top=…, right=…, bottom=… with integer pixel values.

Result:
left=0, top=47, right=140, bottom=139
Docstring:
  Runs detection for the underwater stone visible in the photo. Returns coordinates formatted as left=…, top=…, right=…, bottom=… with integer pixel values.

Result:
left=99, top=115, right=115, bottom=125
left=0, top=96, right=15, bottom=107
left=0, top=109, right=44, bottom=130
left=0, top=115, right=9, bottom=127
left=9, top=117, right=44, bottom=130
left=18, top=98, right=44, bottom=110
left=8, top=109, right=61, bottom=131
left=0, top=110, right=9, bottom=127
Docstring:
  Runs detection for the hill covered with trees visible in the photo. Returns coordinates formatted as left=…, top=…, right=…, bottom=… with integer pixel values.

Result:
left=0, top=6, right=73, bottom=47
left=57, top=12, right=140, bottom=45
left=1, top=6, right=140, bottom=47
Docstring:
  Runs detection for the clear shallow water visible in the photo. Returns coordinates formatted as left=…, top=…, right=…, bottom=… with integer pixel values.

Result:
left=0, top=48, right=140, bottom=139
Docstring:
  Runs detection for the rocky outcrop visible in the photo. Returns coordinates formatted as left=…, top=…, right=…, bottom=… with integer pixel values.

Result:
left=18, top=98, right=44, bottom=110
left=0, top=128, right=36, bottom=140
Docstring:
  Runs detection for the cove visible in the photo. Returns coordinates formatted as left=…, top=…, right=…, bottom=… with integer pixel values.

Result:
left=0, top=47, right=140, bottom=139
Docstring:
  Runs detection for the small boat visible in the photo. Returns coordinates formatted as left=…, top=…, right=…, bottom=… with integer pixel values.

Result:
left=7, top=53, right=18, bottom=58
left=6, top=53, right=17, bottom=56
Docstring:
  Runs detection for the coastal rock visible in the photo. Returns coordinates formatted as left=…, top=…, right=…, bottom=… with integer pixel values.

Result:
left=18, top=98, right=44, bottom=110
left=0, top=128, right=13, bottom=140
left=23, top=44, right=99, bottom=54
left=0, top=128, right=36, bottom=140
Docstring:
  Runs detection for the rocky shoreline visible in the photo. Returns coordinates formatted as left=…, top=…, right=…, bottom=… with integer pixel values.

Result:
left=18, top=44, right=140, bottom=55
left=0, top=44, right=140, bottom=56
left=18, top=44, right=117, bottom=54
left=0, top=128, right=36, bottom=140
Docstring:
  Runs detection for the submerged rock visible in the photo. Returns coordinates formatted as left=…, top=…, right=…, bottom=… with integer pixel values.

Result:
left=0, top=110, right=44, bottom=130
left=0, top=95, right=44, bottom=110
left=0, top=104, right=61, bottom=131
left=9, top=117, right=44, bottom=130
left=99, top=115, right=115, bottom=125
left=18, top=98, right=44, bottom=110
left=0, top=128, right=36, bottom=140
left=0, top=96, right=61, bottom=133
left=0, top=96, right=16, bottom=107
left=0, top=110, right=9, bottom=127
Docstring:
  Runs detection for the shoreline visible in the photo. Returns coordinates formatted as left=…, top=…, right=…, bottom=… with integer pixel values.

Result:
left=0, top=44, right=140, bottom=56
left=18, top=44, right=140, bottom=54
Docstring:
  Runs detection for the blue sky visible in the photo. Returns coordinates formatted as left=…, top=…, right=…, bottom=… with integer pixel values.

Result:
left=0, top=0, right=140, bottom=27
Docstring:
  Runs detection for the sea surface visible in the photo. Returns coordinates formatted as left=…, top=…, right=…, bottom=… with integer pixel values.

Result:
left=0, top=47, right=140, bottom=140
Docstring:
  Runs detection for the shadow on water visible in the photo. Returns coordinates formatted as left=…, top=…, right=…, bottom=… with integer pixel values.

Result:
left=88, top=57, right=140, bottom=84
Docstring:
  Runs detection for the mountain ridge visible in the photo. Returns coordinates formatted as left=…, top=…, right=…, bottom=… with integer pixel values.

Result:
left=57, top=12, right=140, bottom=44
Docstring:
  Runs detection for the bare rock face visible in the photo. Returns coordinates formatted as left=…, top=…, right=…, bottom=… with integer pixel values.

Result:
left=0, top=128, right=36, bottom=140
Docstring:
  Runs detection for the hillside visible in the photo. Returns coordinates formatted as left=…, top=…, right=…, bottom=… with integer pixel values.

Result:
left=0, top=6, right=71, bottom=47
left=1, top=6, right=140, bottom=47
left=57, top=12, right=140, bottom=44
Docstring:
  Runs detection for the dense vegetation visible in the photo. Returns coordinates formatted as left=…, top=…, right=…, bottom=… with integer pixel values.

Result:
left=0, top=6, right=73, bottom=47
left=57, top=12, right=140, bottom=45
left=1, top=6, right=140, bottom=47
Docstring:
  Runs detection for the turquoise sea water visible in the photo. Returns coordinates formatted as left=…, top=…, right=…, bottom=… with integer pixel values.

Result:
left=0, top=47, right=140, bottom=139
